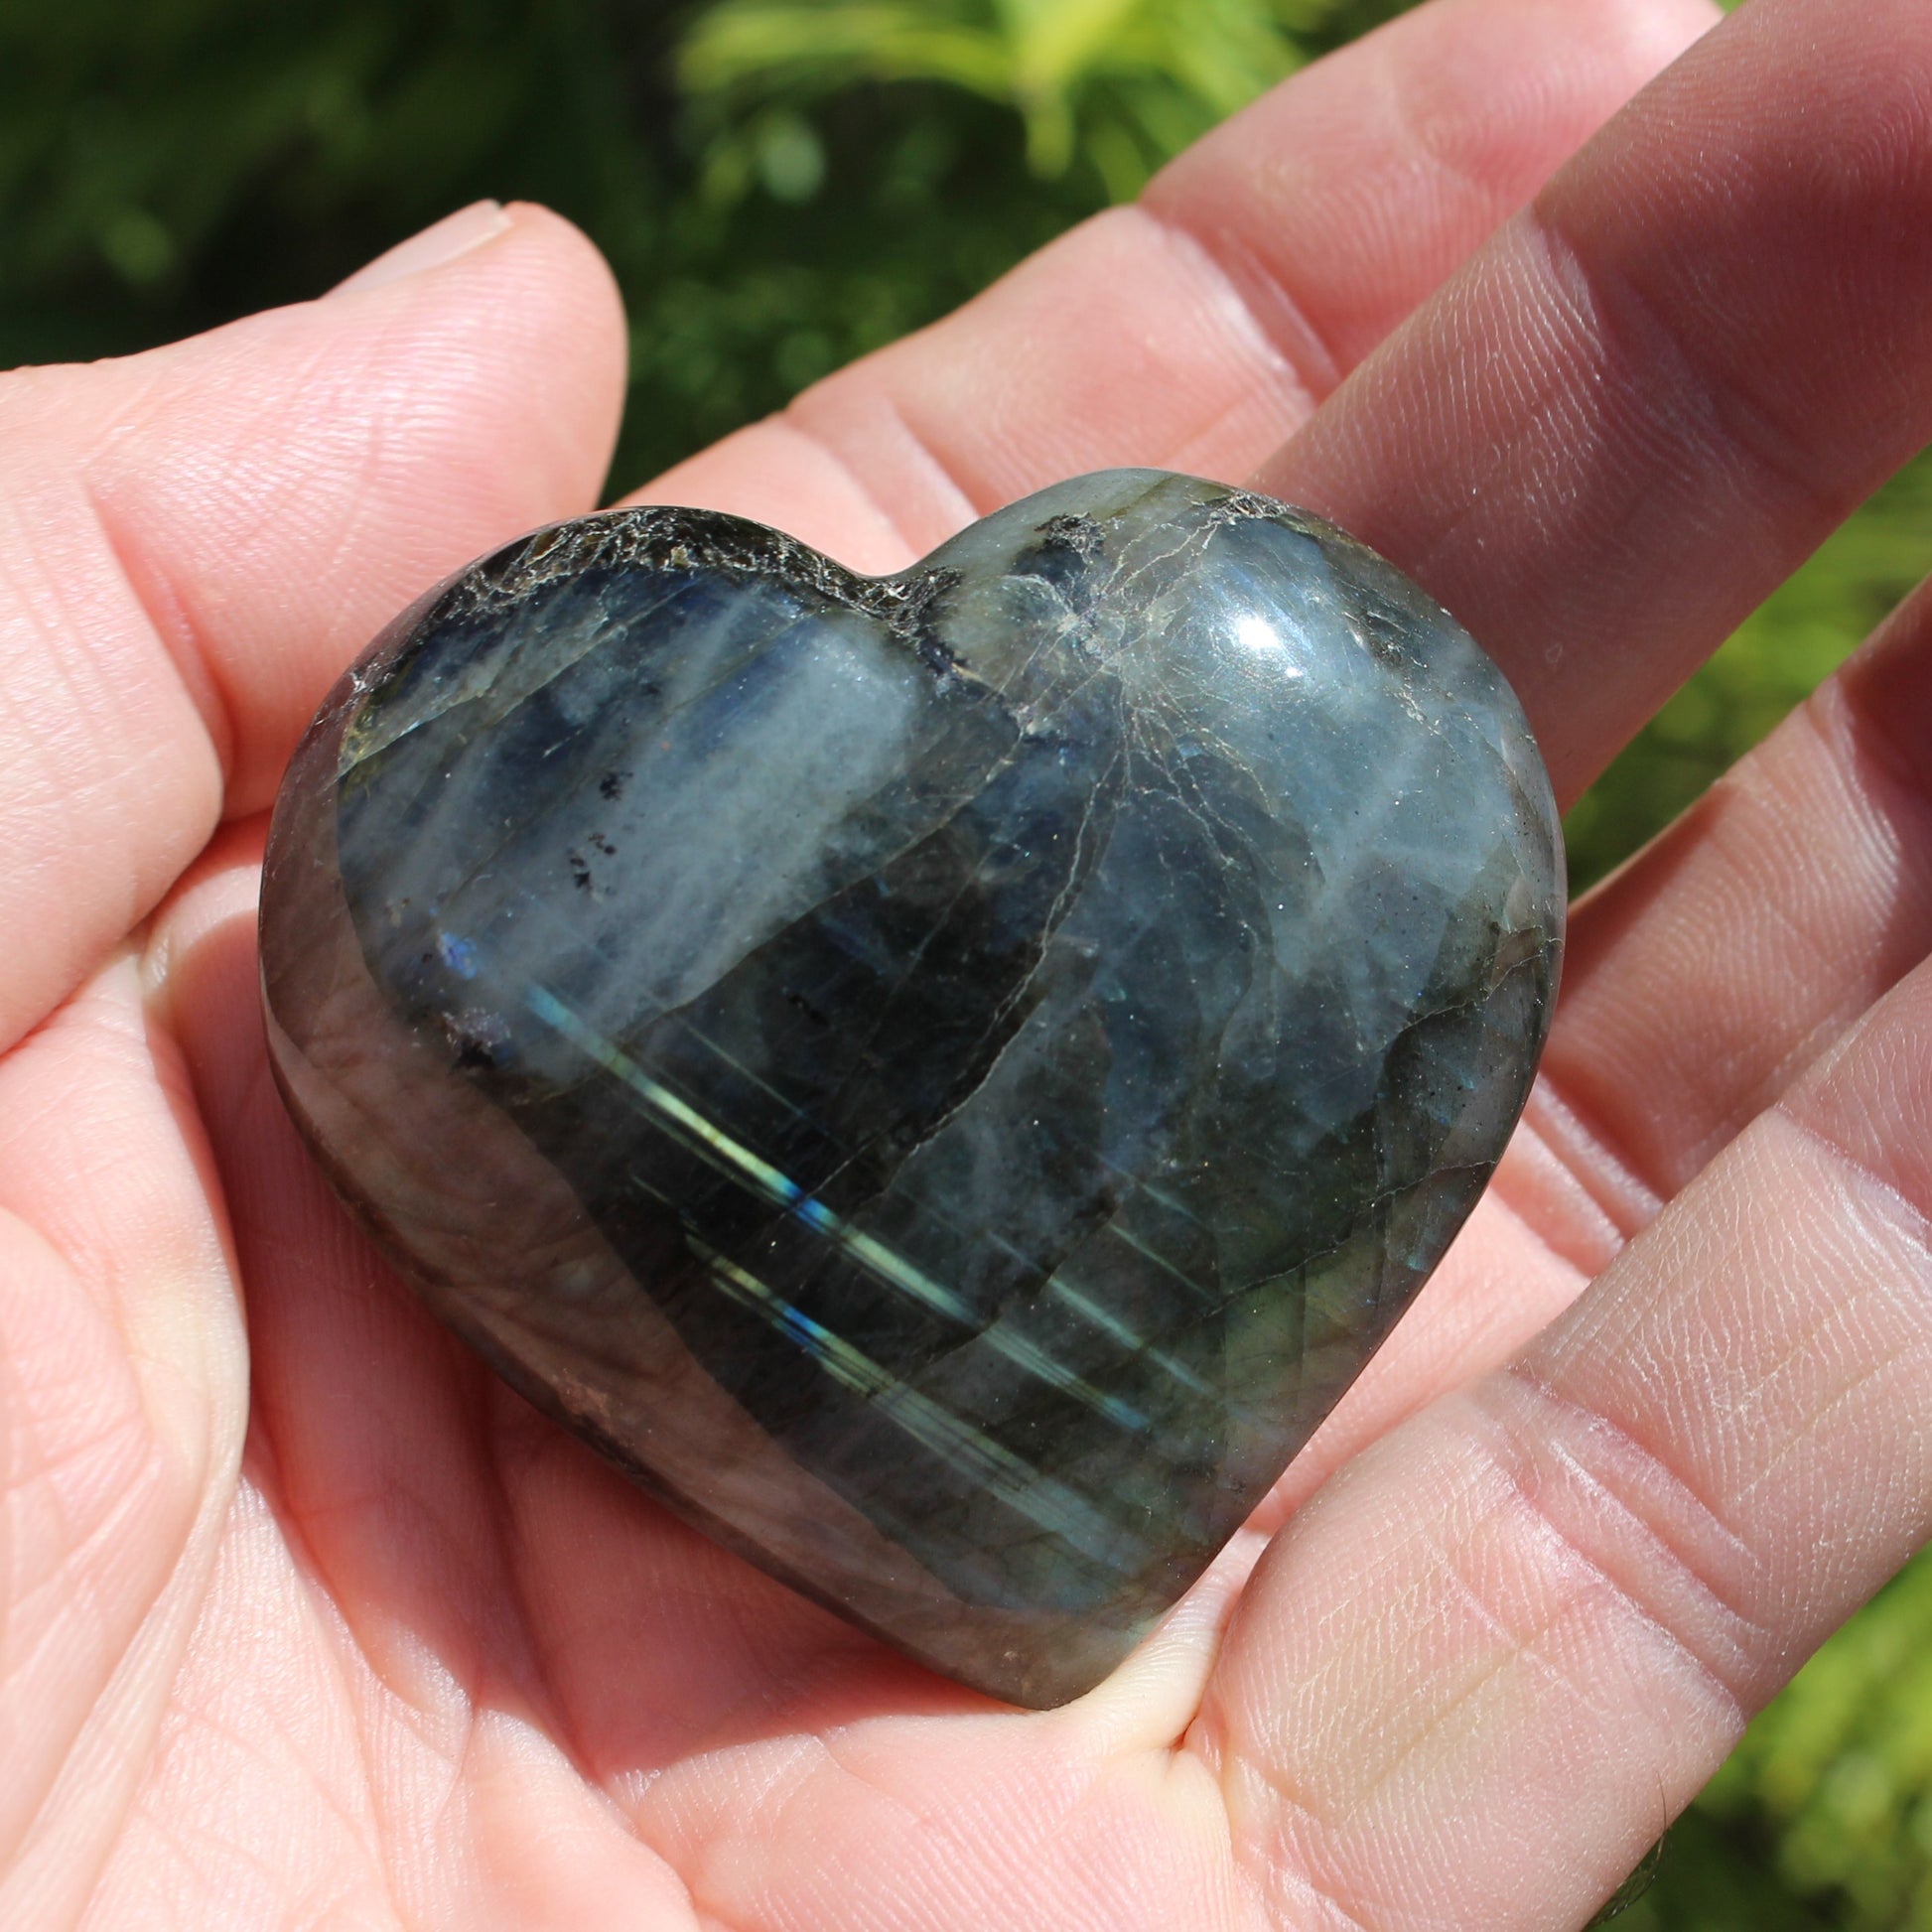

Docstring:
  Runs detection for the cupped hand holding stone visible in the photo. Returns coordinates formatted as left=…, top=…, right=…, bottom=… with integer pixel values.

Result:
left=6, top=0, right=1930, bottom=1924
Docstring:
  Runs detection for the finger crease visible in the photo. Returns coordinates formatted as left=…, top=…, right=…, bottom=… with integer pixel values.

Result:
left=76, top=475, right=237, bottom=792
left=1488, top=1364, right=1769, bottom=1709
left=1816, top=648, right=1932, bottom=856
left=1766, top=1096, right=1932, bottom=1293
left=1496, top=1069, right=1669, bottom=1268
left=1130, top=199, right=1340, bottom=408
left=780, top=390, right=984, bottom=559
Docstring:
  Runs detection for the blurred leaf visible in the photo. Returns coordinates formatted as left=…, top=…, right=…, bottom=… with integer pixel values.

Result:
left=754, top=108, right=828, bottom=200
left=680, top=0, right=1330, bottom=180
left=681, top=5, right=1017, bottom=101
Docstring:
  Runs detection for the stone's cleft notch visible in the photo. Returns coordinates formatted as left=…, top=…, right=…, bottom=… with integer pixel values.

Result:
left=259, top=468, right=1566, bottom=1709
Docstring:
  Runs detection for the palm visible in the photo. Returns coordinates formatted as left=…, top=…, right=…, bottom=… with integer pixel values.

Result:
left=12, top=0, right=1932, bottom=1925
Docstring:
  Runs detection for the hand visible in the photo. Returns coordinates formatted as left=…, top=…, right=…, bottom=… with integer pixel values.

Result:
left=7, top=0, right=1931, bottom=1923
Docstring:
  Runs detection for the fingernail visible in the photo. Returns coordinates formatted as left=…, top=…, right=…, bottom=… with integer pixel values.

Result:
left=330, top=201, right=514, bottom=297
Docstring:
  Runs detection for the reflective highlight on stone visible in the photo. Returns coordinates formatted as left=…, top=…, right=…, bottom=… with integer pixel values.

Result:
left=260, top=470, right=1565, bottom=1706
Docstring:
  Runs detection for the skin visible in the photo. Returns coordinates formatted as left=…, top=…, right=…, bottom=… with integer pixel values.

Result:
left=5, top=0, right=1932, bottom=1921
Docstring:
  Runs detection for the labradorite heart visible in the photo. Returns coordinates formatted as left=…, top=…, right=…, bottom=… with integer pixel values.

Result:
left=260, top=469, right=1563, bottom=1707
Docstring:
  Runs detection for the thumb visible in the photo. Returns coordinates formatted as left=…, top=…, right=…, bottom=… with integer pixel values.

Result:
left=0, top=199, right=625, bottom=1054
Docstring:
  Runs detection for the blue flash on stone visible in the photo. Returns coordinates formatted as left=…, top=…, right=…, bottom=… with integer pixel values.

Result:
left=524, top=979, right=1152, bottom=1436
left=436, top=930, right=481, bottom=979
left=693, top=1241, right=1147, bottom=1575
left=259, top=469, right=1565, bottom=1707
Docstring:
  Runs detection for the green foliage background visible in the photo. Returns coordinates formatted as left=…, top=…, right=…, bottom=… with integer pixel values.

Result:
left=6, top=0, right=1932, bottom=1921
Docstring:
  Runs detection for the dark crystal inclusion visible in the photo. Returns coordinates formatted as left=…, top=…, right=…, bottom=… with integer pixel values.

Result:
left=260, top=470, right=1565, bottom=1707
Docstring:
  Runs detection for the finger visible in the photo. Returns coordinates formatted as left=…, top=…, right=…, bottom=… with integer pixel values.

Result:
left=1256, top=0, right=1932, bottom=801
left=1528, top=577, right=1932, bottom=1219
left=1196, top=940, right=1932, bottom=1930
left=0, top=952, right=245, bottom=1922
left=1217, top=0, right=1932, bottom=1477
left=0, top=201, right=625, bottom=1054
left=1296, top=564, right=1932, bottom=1495
left=637, top=0, right=1717, bottom=569
left=1239, top=576, right=1932, bottom=1535
left=1250, top=577, right=1932, bottom=1525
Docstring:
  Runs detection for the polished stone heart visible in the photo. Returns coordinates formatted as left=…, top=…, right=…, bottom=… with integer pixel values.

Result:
left=260, top=469, right=1564, bottom=1707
